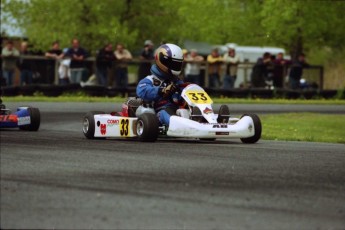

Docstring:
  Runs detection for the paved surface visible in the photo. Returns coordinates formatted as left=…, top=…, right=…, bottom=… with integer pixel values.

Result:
left=1, top=103, right=345, bottom=229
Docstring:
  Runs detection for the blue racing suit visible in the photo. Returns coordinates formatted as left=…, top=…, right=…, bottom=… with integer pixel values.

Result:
left=136, top=64, right=184, bottom=126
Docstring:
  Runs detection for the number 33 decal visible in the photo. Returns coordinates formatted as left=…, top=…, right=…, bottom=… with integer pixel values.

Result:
left=186, top=91, right=212, bottom=104
left=188, top=93, right=208, bottom=101
left=120, top=119, right=129, bottom=136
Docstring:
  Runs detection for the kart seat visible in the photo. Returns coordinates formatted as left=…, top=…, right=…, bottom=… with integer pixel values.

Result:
left=127, top=98, right=143, bottom=117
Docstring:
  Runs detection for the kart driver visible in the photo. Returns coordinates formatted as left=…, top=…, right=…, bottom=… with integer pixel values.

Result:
left=136, top=43, right=185, bottom=126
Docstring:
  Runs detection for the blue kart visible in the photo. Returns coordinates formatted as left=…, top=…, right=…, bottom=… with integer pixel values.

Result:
left=0, top=103, right=40, bottom=131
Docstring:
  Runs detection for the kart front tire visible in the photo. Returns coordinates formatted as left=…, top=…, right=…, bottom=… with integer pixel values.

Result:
left=83, top=111, right=105, bottom=139
left=240, top=114, right=262, bottom=144
left=136, top=113, right=159, bottom=142
left=217, top=104, right=230, bottom=123
left=19, top=107, right=40, bottom=131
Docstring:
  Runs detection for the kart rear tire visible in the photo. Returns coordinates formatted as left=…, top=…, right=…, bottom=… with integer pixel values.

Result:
left=240, top=114, right=261, bottom=144
left=19, top=107, right=40, bottom=131
left=83, top=111, right=105, bottom=139
left=136, top=113, right=159, bottom=142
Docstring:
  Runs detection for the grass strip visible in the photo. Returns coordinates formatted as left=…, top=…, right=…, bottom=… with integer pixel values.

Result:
left=261, top=113, right=345, bottom=144
left=3, top=96, right=345, bottom=105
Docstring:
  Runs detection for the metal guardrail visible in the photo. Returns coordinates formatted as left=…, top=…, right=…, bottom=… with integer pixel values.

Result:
left=1, top=55, right=324, bottom=90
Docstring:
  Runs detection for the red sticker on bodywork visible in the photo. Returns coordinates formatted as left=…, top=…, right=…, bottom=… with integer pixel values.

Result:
left=100, top=124, right=106, bottom=135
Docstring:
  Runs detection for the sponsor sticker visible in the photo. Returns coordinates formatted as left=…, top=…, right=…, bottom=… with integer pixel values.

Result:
left=212, top=124, right=228, bottom=128
left=203, top=107, right=213, bottom=114
left=107, top=119, right=119, bottom=127
left=0, top=115, right=18, bottom=122
left=216, top=132, right=230, bottom=135
left=18, top=116, right=31, bottom=125
left=100, top=124, right=106, bottom=135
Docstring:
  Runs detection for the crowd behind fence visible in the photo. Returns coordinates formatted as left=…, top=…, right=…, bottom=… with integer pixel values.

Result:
left=1, top=55, right=324, bottom=90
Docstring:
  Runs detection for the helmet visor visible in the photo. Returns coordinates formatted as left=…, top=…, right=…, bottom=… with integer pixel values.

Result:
left=159, top=53, right=183, bottom=72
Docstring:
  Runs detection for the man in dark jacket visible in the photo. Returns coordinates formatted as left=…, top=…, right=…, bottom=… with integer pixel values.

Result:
left=65, top=39, right=88, bottom=83
left=96, top=43, right=115, bottom=86
left=138, top=40, right=155, bottom=81
left=289, top=53, right=309, bottom=90
left=251, top=52, right=272, bottom=88
left=18, top=41, right=34, bottom=86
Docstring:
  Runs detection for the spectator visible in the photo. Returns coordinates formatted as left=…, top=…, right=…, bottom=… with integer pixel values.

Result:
left=138, top=40, right=155, bottom=81
left=207, top=48, right=223, bottom=88
left=289, top=53, right=310, bottom=90
left=114, top=43, right=132, bottom=89
left=96, top=43, right=115, bottom=87
left=223, top=45, right=240, bottom=89
left=1, top=40, right=20, bottom=86
left=65, top=38, right=88, bottom=83
left=45, top=41, right=64, bottom=59
left=273, top=52, right=290, bottom=88
left=45, top=41, right=64, bottom=84
left=58, top=48, right=71, bottom=85
left=181, top=49, right=189, bottom=80
left=18, top=41, right=34, bottom=86
left=251, top=52, right=271, bottom=88
left=184, top=49, right=204, bottom=85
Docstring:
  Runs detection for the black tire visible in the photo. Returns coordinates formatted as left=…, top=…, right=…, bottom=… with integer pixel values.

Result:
left=240, top=114, right=262, bottom=144
left=136, top=113, right=159, bottom=142
left=192, top=107, right=207, bottom=123
left=217, top=104, right=230, bottom=123
left=19, top=107, right=40, bottom=131
left=82, top=111, right=105, bottom=139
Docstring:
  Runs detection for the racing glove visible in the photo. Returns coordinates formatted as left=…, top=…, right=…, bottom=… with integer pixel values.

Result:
left=160, top=83, right=178, bottom=98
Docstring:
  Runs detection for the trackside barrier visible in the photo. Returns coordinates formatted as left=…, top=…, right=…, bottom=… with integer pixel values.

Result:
left=1, top=55, right=324, bottom=90
left=1, top=84, right=338, bottom=99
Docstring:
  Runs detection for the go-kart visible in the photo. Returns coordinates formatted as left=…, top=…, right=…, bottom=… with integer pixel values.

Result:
left=0, top=104, right=41, bottom=131
left=82, top=84, right=261, bottom=143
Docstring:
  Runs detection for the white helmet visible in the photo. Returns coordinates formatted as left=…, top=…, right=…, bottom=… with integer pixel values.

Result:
left=155, top=43, right=184, bottom=76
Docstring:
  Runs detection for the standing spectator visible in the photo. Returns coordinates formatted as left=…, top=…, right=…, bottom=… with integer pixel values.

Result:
left=57, top=48, right=71, bottom=85
left=96, top=43, right=115, bottom=87
left=45, top=41, right=64, bottom=84
left=1, top=40, right=20, bottom=86
left=18, top=41, right=34, bottom=86
left=138, top=40, right=155, bottom=81
left=65, top=38, right=88, bottom=83
left=45, top=41, right=63, bottom=59
left=184, top=49, right=204, bottom=85
left=251, top=52, right=272, bottom=88
left=223, top=45, right=240, bottom=89
left=207, top=48, right=223, bottom=88
left=114, top=43, right=132, bottom=89
left=180, top=49, right=189, bottom=80
left=273, top=52, right=291, bottom=88
left=289, top=53, right=309, bottom=90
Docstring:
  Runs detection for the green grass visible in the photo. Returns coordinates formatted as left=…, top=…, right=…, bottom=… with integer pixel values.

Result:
left=3, top=95, right=345, bottom=104
left=261, top=113, right=345, bottom=144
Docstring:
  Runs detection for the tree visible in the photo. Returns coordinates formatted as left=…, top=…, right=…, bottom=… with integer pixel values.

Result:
left=1, top=0, right=139, bottom=52
left=2, top=0, right=344, bottom=58
left=261, top=0, right=345, bottom=60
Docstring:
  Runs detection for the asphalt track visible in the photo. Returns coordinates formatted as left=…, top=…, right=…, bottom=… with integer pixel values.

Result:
left=1, top=102, right=345, bottom=229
